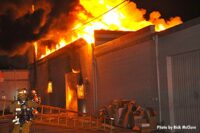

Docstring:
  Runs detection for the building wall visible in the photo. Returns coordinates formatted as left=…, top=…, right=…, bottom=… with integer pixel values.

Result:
left=30, top=40, right=92, bottom=111
left=35, top=61, right=49, bottom=106
left=76, top=44, right=93, bottom=113
left=93, top=18, right=200, bottom=131
left=158, top=17, right=200, bottom=129
left=0, top=70, right=29, bottom=110
left=93, top=26, right=159, bottom=113
left=33, top=52, right=71, bottom=108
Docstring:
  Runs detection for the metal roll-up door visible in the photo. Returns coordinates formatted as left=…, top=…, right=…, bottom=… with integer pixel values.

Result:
left=168, top=50, right=200, bottom=133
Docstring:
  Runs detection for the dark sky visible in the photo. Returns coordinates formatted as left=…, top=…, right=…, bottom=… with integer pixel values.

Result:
left=134, top=0, right=200, bottom=21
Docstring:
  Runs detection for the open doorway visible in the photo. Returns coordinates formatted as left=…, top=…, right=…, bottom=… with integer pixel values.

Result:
left=65, top=72, right=87, bottom=114
left=65, top=73, right=78, bottom=112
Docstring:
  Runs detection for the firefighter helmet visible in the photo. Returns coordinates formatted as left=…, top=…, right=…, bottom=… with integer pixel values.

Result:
left=17, top=88, right=27, bottom=100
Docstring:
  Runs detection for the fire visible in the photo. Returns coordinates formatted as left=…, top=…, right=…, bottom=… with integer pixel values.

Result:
left=35, top=0, right=182, bottom=59
left=33, top=42, right=38, bottom=57
left=40, top=38, right=69, bottom=58
left=47, top=81, right=53, bottom=93
left=66, top=86, right=78, bottom=111
left=77, top=85, right=85, bottom=99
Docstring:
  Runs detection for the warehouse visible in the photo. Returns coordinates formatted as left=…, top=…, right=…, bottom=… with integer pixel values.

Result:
left=30, top=17, right=200, bottom=131
left=92, top=17, right=200, bottom=131
left=29, top=39, right=93, bottom=113
left=157, top=17, right=200, bottom=129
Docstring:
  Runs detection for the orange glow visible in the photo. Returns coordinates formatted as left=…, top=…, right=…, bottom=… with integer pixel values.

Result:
left=32, top=4, right=35, bottom=12
left=77, top=85, right=85, bottom=99
left=33, top=42, right=38, bottom=57
left=40, top=38, right=72, bottom=59
left=66, top=86, right=78, bottom=111
left=67, top=87, right=72, bottom=102
left=72, top=69, right=80, bottom=74
left=47, top=81, right=53, bottom=93
left=36, top=0, right=182, bottom=59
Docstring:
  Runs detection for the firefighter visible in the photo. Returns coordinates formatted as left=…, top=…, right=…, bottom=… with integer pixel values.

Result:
left=30, top=90, right=41, bottom=104
left=9, top=88, right=39, bottom=133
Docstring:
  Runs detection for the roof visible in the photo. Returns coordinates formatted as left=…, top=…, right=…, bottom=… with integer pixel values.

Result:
left=158, top=16, right=200, bottom=37
left=36, top=38, right=87, bottom=64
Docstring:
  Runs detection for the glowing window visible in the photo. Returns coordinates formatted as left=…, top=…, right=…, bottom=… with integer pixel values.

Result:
left=47, top=81, right=53, bottom=93
left=77, top=85, right=84, bottom=99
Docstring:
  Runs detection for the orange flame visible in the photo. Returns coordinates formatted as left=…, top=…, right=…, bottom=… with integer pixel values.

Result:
left=40, top=38, right=70, bottom=58
left=66, top=86, right=78, bottom=111
left=36, top=0, right=182, bottom=59
left=33, top=42, right=38, bottom=57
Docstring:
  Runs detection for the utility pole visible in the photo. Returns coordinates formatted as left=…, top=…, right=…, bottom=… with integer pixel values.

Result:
left=32, top=0, right=37, bottom=90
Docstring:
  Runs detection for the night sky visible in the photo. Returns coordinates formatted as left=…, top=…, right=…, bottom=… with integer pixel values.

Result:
left=134, top=0, right=200, bottom=21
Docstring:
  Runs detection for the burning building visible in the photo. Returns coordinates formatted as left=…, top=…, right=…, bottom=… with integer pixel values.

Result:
left=25, top=0, right=182, bottom=113
left=92, top=18, right=200, bottom=132
left=29, top=16, right=200, bottom=133
left=29, top=38, right=92, bottom=113
left=0, top=0, right=199, bottom=132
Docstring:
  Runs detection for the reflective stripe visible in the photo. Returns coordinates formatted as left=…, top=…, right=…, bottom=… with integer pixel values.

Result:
left=16, top=108, right=21, bottom=111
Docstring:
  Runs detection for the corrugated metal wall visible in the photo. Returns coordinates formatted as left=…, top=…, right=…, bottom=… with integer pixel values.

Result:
left=0, top=70, right=29, bottom=110
left=170, top=51, right=200, bottom=132
left=77, top=45, right=93, bottom=113
left=35, top=61, right=49, bottom=105
left=94, top=30, right=132, bottom=46
left=158, top=18, right=200, bottom=125
left=94, top=28, right=158, bottom=112
left=35, top=54, right=71, bottom=108
left=30, top=40, right=91, bottom=110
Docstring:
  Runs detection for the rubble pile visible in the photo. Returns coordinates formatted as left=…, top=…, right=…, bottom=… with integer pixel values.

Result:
left=99, top=99, right=157, bottom=132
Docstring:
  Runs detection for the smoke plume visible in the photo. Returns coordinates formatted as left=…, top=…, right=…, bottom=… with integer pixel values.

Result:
left=0, top=0, right=80, bottom=55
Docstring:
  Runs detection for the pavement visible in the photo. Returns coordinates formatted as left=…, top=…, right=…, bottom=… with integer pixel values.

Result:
left=30, top=124, right=134, bottom=133
left=0, top=119, right=134, bottom=133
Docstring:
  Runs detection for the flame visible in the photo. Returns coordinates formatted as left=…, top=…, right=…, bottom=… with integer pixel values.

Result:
left=40, top=38, right=70, bottom=58
left=32, top=4, right=35, bottom=12
left=47, top=81, right=53, bottom=93
left=33, top=42, right=38, bottom=57
left=66, top=86, right=77, bottom=111
left=35, top=0, right=182, bottom=59
left=67, top=87, right=72, bottom=102
left=77, top=84, right=85, bottom=99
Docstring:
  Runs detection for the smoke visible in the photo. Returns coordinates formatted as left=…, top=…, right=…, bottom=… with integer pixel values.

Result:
left=0, top=9, right=44, bottom=52
left=39, top=0, right=80, bottom=39
left=0, top=0, right=80, bottom=55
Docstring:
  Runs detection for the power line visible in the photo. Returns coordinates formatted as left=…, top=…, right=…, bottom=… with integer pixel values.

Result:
left=73, top=0, right=131, bottom=32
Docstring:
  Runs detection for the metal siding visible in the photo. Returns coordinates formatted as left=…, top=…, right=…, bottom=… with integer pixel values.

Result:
left=48, top=54, right=71, bottom=108
left=171, top=51, right=200, bottom=132
left=158, top=22, right=200, bottom=125
left=0, top=70, right=29, bottom=110
left=36, top=61, right=49, bottom=105
left=94, top=30, right=132, bottom=46
left=77, top=45, right=93, bottom=113
left=3, top=71, right=28, bottom=80
left=35, top=54, right=71, bottom=108
left=95, top=39, right=158, bottom=111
